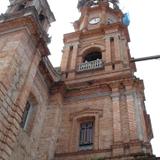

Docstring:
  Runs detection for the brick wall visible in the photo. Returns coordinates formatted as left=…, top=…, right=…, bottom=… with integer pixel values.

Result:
left=8, top=70, right=49, bottom=160
left=55, top=79, right=153, bottom=160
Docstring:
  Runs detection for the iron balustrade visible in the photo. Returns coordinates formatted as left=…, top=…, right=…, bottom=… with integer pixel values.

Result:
left=77, top=59, right=103, bottom=72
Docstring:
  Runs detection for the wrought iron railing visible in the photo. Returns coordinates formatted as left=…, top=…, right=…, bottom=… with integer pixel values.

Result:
left=77, top=59, right=103, bottom=72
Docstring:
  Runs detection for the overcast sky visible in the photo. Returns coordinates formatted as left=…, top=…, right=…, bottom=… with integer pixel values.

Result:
left=0, top=0, right=160, bottom=157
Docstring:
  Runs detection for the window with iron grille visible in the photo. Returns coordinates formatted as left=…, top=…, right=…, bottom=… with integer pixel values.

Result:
left=79, top=121, right=93, bottom=147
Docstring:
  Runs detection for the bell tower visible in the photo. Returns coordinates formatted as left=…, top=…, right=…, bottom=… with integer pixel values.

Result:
left=61, top=0, right=134, bottom=83
left=56, top=0, right=156, bottom=159
left=6, top=0, right=55, bottom=32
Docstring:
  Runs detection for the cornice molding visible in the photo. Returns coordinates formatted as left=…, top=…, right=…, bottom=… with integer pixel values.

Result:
left=69, top=108, right=103, bottom=121
left=64, top=22, right=130, bottom=43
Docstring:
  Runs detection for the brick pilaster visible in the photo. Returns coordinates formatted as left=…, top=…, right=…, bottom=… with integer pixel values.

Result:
left=105, top=36, right=112, bottom=71
left=68, top=42, right=79, bottom=79
left=61, top=45, right=70, bottom=73
left=111, top=84, right=123, bottom=156
left=70, top=43, right=79, bottom=71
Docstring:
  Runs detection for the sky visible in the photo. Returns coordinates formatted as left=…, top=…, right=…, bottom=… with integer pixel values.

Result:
left=0, top=0, right=160, bottom=157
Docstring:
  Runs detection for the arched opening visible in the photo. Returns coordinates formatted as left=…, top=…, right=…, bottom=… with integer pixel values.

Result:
left=39, top=13, right=45, bottom=24
left=78, top=47, right=104, bottom=72
left=20, top=93, right=38, bottom=133
left=83, top=51, right=102, bottom=62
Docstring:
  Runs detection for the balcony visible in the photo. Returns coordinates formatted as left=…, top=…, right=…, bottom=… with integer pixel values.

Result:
left=77, top=59, right=103, bottom=72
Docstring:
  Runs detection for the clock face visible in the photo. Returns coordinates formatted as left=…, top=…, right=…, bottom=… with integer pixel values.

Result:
left=89, top=17, right=101, bottom=25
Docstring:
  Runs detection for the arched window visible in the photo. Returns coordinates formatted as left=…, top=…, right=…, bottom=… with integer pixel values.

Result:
left=20, top=94, right=37, bottom=133
left=77, top=48, right=103, bottom=72
left=83, top=51, right=102, bottom=62
left=20, top=101, right=31, bottom=129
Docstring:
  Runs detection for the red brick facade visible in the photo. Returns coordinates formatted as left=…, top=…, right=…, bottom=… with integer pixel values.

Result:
left=0, top=0, right=158, bottom=160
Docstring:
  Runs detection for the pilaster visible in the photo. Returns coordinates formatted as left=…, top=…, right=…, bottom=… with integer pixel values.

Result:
left=61, top=45, right=70, bottom=73
left=68, top=42, right=79, bottom=79
left=111, top=84, right=123, bottom=156
left=70, top=43, right=79, bottom=70
left=105, top=36, right=112, bottom=71
left=126, top=91, right=138, bottom=141
left=114, top=34, right=123, bottom=70
left=121, top=36, right=129, bottom=66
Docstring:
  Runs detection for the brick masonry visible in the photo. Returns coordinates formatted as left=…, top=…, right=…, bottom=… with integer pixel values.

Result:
left=0, top=0, right=158, bottom=160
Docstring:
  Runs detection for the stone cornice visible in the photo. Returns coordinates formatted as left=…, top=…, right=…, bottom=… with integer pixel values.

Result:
left=62, top=76, right=145, bottom=102
left=64, top=22, right=130, bottom=43
left=69, top=108, right=103, bottom=121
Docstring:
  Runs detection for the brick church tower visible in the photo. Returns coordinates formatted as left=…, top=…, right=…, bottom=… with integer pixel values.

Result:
left=0, top=0, right=158, bottom=160
left=55, top=0, right=156, bottom=159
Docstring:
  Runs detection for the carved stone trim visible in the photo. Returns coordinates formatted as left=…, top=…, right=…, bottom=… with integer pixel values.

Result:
left=70, top=108, right=103, bottom=121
